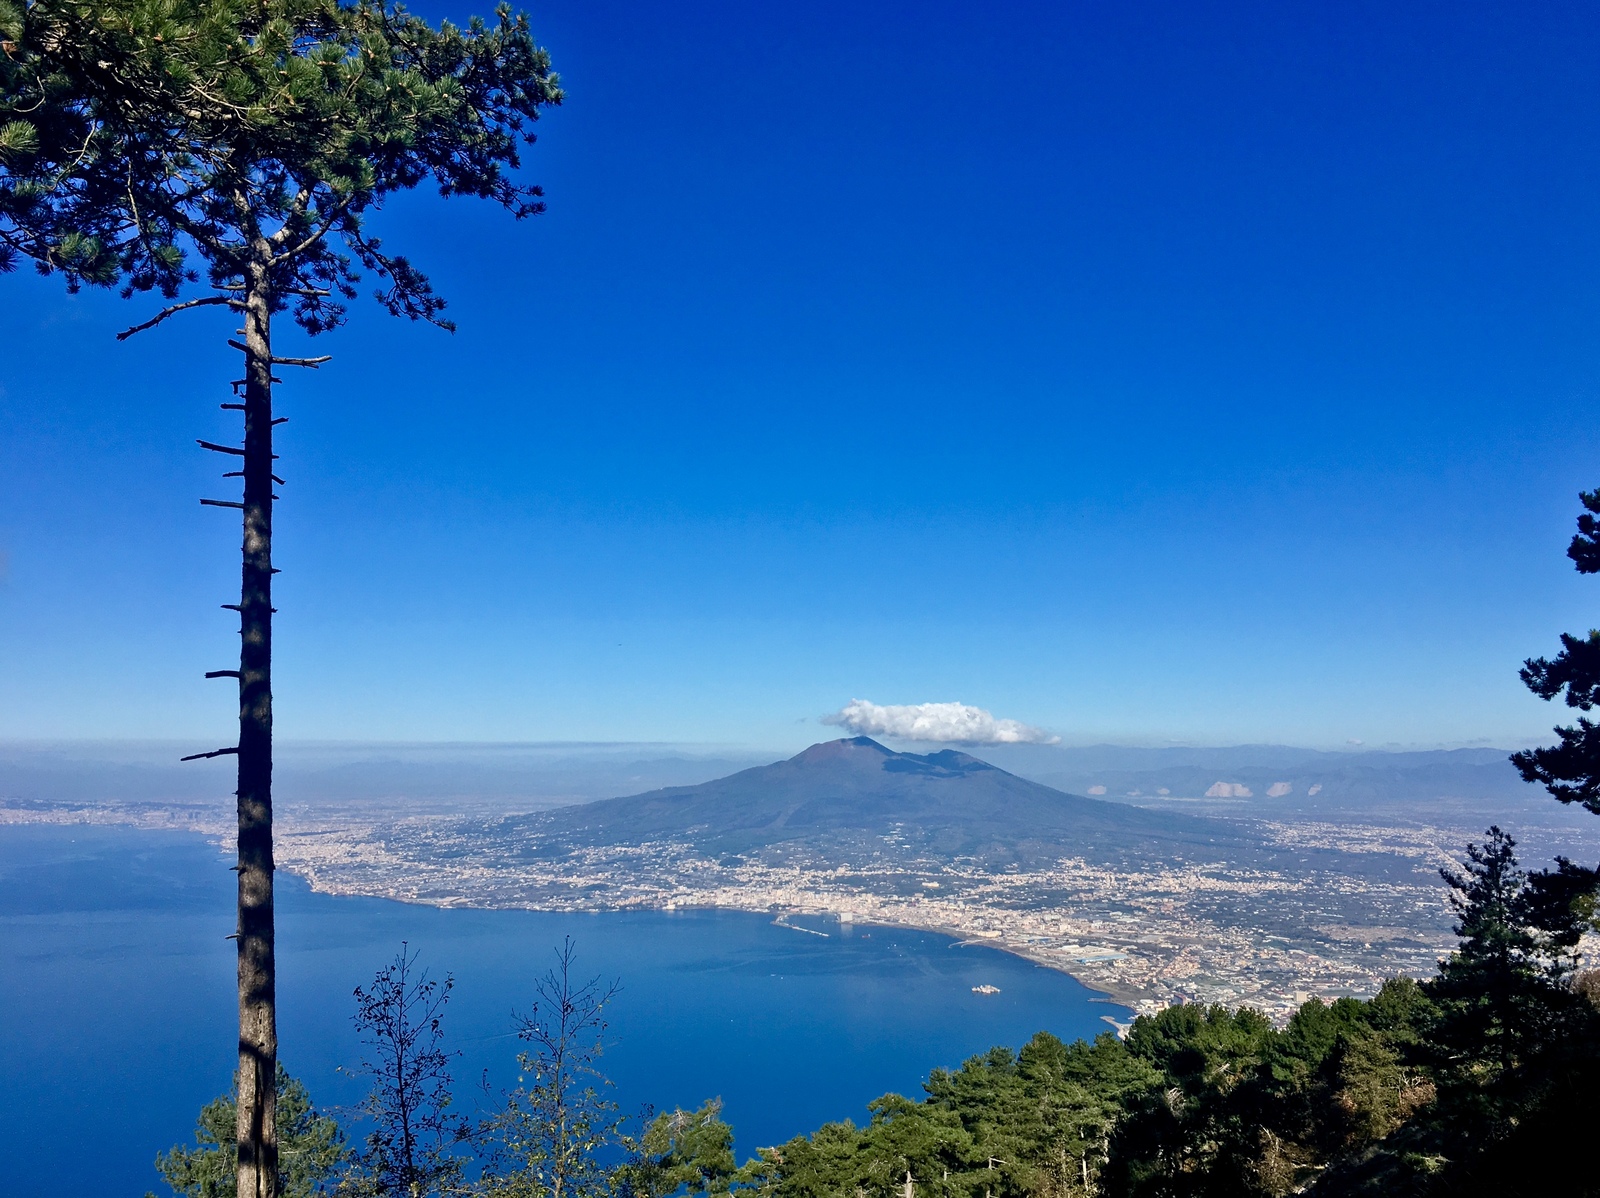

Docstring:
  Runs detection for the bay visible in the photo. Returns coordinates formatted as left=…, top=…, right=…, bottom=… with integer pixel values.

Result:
left=0, top=823, right=1126, bottom=1197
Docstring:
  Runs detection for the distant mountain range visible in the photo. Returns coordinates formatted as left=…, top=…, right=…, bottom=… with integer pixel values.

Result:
left=0, top=741, right=770, bottom=812
left=972, top=743, right=1546, bottom=820
left=0, top=737, right=1556, bottom=830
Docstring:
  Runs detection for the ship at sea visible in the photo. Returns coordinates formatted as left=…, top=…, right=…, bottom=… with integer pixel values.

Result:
left=971, top=984, right=1001, bottom=995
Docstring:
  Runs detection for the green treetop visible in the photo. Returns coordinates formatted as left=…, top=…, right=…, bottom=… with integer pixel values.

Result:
left=1513, top=488, right=1600, bottom=813
left=146, top=1065, right=346, bottom=1198
left=1, top=0, right=562, bottom=325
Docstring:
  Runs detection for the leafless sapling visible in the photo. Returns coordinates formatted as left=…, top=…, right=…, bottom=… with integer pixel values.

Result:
left=482, top=938, right=624, bottom=1198
left=348, top=945, right=471, bottom=1198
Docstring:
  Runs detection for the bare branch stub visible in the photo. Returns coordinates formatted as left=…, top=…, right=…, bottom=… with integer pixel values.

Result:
left=198, top=438, right=246, bottom=455
left=201, top=498, right=245, bottom=509
left=226, top=338, right=330, bottom=367
left=181, top=746, right=240, bottom=761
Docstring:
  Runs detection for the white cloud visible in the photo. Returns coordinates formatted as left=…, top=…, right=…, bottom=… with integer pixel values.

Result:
left=1266, top=782, right=1292, bottom=798
left=1087, top=785, right=1107, bottom=795
left=1308, top=783, right=1323, bottom=796
left=1205, top=781, right=1253, bottom=798
left=822, top=698, right=1060, bottom=746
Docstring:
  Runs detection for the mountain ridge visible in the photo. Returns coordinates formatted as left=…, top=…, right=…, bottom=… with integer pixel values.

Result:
left=526, top=736, right=1262, bottom=864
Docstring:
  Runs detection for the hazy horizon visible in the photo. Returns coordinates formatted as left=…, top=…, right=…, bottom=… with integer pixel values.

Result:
left=0, top=734, right=1557, bottom=814
left=0, top=732, right=1554, bottom=755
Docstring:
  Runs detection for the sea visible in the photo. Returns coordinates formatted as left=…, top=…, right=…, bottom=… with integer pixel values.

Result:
left=0, top=823, right=1127, bottom=1197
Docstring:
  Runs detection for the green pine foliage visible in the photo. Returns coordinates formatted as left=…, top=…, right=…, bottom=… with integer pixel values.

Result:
left=745, top=1031, right=1161, bottom=1198
left=616, top=1101, right=740, bottom=1198
left=0, top=0, right=562, bottom=322
left=146, top=1065, right=347, bottom=1198
left=1514, top=489, right=1600, bottom=813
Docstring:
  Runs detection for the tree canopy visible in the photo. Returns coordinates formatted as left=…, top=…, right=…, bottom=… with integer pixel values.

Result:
left=145, top=1065, right=346, bottom=1198
left=0, top=0, right=561, bottom=324
left=1513, top=488, right=1600, bottom=813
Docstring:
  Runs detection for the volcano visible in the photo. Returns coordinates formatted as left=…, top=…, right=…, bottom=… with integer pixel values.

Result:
left=530, top=736, right=1257, bottom=864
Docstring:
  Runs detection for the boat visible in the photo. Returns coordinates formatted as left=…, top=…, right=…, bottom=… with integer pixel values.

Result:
left=971, top=984, right=1001, bottom=995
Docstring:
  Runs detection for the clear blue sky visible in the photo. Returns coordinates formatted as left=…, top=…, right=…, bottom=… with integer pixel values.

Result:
left=3, top=0, right=1599, bottom=750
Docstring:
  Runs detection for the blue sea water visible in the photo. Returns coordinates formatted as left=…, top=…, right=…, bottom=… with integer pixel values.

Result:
left=0, top=823, right=1126, bottom=1197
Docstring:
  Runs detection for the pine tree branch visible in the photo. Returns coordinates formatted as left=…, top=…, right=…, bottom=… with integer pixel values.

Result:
left=269, top=187, right=316, bottom=248
left=116, top=294, right=241, bottom=340
left=275, top=192, right=358, bottom=263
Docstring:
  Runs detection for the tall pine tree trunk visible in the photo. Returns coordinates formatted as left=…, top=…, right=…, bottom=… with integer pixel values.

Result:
left=236, top=256, right=278, bottom=1198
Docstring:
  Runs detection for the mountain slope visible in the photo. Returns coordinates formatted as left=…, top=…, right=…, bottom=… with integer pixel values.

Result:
left=528, top=737, right=1259, bottom=863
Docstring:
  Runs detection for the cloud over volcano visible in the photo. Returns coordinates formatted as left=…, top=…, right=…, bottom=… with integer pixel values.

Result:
left=822, top=699, right=1059, bottom=746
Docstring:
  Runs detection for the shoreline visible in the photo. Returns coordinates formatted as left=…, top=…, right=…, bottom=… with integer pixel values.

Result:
left=741, top=904, right=1150, bottom=1012
left=774, top=909, right=1154, bottom=1011
left=0, top=812, right=1157, bottom=1014
left=3, top=804, right=1456, bottom=1020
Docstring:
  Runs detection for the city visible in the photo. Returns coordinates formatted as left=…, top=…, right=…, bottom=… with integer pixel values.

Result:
left=4, top=791, right=1519, bottom=1021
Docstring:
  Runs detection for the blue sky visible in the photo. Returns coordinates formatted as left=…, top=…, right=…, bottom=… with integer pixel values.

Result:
left=3, top=0, right=1599, bottom=749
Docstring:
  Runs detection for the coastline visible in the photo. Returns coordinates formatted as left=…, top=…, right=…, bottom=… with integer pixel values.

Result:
left=0, top=808, right=1155, bottom=1011
left=1, top=801, right=1460, bottom=1021
left=2, top=818, right=1135, bottom=1198
left=713, top=902, right=1149, bottom=1013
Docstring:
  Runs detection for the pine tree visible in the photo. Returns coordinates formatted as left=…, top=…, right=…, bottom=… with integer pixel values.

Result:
left=1428, top=828, right=1557, bottom=1077
left=1405, top=830, right=1600, bottom=1195
left=0, top=5, right=560, bottom=1195
left=1506, top=489, right=1600, bottom=1009
left=146, top=1066, right=346, bottom=1198
left=1513, top=488, right=1600, bottom=812
left=616, top=1101, right=739, bottom=1198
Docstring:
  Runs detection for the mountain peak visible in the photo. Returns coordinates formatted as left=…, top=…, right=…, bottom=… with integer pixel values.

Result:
left=787, top=738, right=996, bottom=778
left=789, top=737, right=893, bottom=764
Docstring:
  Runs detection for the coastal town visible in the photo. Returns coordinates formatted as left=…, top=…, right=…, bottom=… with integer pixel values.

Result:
left=2, top=792, right=1505, bottom=1021
left=272, top=817, right=1466, bottom=1020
